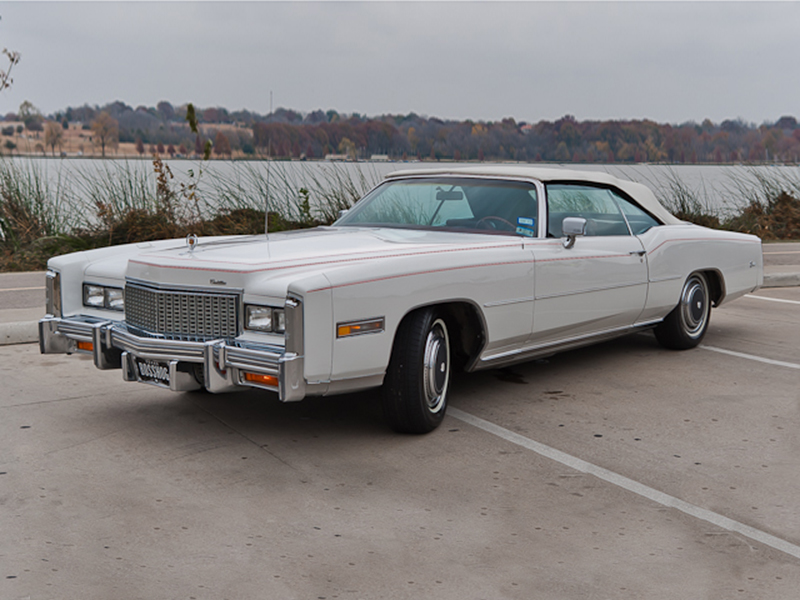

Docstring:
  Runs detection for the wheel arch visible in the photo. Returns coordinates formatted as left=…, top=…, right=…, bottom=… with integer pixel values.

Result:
left=700, top=268, right=725, bottom=307
left=393, top=300, right=487, bottom=373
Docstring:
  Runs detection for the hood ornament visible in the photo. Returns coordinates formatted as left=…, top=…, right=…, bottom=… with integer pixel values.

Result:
left=186, top=233, right=199, bottom=253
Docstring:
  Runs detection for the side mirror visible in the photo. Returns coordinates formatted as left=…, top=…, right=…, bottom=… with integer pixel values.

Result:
left=561, top=217, right=587, bottom=249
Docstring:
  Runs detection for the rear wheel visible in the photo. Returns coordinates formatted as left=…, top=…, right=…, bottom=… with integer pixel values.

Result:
left=655, top=272, right=711, bottom=350
left=382, top=308, right=450, bottom=434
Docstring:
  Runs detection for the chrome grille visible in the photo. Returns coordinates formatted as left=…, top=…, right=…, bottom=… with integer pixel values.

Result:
left=125, top=281, right=239, bottom=341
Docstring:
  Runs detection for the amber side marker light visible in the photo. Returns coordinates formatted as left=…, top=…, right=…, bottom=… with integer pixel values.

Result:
left=337, top=318, right=385, bottom=338
left=243, top=372, right=279, bottom=387
left=77, top=341, right=93, bottom=352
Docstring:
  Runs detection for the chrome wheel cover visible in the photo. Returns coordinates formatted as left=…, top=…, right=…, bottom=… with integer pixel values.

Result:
left=680, top=275, right=708, bottom=338
left=422, top=318, right=450, bottom=413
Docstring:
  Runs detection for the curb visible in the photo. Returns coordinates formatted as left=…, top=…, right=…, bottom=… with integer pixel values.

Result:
left=762, top=272, right=800, bottom=288
left=0, top=273, right=797, bottom=347
left=0, top=320, right=39, bottom=346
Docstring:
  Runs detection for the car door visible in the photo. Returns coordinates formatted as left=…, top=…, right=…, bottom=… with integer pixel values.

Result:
left=530, top=183, right=650, bottom=345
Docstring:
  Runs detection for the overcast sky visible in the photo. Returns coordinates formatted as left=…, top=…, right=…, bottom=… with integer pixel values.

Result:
left=1, top=1, right=797, bottom=125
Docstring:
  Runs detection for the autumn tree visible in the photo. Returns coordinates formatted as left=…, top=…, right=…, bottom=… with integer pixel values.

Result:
left=214, top=131, right=231, bottom=157
left=91, top=111, right=119, bottom=157
left=44, top=121, right=63, bottom=156
left=19, top=100, right=43, bottom=131
left=136, top=138, right=145, bottom=156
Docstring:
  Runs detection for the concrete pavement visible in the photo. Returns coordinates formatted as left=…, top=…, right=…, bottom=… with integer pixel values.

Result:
left=2, top=286, right=800, bottom=599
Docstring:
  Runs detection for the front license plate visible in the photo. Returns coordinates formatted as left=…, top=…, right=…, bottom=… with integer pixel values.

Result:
left=134, top=358, right=170, bottom=386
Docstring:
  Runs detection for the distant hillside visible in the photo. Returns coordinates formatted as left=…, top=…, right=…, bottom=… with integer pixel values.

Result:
left=3, top=100, right=799, bottom=163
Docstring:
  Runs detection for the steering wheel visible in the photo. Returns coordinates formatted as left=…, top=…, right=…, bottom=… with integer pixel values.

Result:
left=476, top=216, right=516, bottom=231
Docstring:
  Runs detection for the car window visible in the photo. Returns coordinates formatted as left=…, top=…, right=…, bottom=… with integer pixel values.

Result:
left=337, top=178, right=539, bottom=237
left=546, top=184, right=630, bottom=237
left=612, top=192, right=660, bottom=235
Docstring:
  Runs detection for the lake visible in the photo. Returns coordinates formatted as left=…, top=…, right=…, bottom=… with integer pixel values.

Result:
left=5, top=156, right=800, bottom=217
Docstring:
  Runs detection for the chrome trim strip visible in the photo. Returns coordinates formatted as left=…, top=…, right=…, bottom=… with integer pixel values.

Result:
left=483, top=296, right=535, bottom=308
left=125, top=277, right=244, bottom=296
left=111, top=325, right=207, bottom=362
left=280, top=295, right=306, bottom=401
left=535, top=280, right=646, bottom=301
left=477, top=320, right=660, bottom=369
left=45, top=270, right=61, bottom=318
left=648, top=275, right=682, bottom=283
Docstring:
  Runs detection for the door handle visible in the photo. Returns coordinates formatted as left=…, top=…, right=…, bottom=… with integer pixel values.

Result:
left=629, top=250, right=647, bottom=256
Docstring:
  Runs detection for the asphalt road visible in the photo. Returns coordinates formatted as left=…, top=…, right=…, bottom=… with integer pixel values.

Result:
left=2, top=286, right=799, bottom=599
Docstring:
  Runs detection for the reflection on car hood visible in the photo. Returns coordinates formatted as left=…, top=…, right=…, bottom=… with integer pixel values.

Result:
left=127, top=226, right=518, bottom=274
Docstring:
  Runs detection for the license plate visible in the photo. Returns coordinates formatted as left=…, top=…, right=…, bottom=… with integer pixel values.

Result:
left=134, top=358, right=170, bottom=386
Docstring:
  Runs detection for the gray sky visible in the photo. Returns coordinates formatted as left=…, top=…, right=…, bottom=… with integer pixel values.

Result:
left=1, top=1, right=798, bottom=125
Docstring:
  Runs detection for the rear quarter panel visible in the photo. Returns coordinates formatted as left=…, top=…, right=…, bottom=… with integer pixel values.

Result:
left=639, top=225, right=763, bottom=322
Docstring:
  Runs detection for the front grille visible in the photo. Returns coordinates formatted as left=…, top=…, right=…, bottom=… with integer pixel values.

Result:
left=125, top=281, right=239, bottom=341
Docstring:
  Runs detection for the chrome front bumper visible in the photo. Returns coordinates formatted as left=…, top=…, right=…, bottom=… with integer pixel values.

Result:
left=39, top=315, right=306, bottom=402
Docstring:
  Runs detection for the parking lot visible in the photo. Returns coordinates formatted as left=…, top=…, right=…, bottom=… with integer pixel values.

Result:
left=2, top=283, right=800, bottom=599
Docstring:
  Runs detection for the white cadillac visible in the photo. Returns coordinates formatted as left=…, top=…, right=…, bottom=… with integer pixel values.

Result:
left=39, top=167, right=763, bottom=433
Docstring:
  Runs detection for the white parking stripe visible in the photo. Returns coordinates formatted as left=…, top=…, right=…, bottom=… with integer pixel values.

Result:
left=745, top=294, right=800, bottom=306
left=701, top=345, right=800, bottom=370
left=0, top=286, right=44, bottom=292
left=449, top=407, right=800, bottom=561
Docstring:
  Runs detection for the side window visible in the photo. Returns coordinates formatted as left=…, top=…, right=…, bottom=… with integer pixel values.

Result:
left=546, top=184, right=630, bottom=237
left=611, top=191, right=660, bottom=235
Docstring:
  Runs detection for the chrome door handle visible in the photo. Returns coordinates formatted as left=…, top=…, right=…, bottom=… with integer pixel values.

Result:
left=629, top=250, right=646, bottom=256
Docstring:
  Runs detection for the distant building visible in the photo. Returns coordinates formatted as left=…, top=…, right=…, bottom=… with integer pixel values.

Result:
left=370, top=154, right=390, bottom=162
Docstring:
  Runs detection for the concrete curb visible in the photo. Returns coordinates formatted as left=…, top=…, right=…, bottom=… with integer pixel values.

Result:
left=0, top=320, right=39, bottom=346
left=762, top=272, right=800, bottom=288
left=0, top=273, right=797, bottom=346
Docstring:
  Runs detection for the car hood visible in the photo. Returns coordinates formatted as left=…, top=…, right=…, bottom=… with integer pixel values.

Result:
left=113, top=227, right=521, bottom=297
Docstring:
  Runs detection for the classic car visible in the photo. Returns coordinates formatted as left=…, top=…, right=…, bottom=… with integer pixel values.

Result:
left=39, top=166, right=763, bottom=433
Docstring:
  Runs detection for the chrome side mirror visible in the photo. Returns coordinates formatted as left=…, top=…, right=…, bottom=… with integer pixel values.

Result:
left=562, top=217, right=587, bottom=249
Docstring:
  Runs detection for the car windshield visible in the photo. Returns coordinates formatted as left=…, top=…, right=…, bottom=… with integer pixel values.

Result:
left=335, top=177, right=539, bottom=237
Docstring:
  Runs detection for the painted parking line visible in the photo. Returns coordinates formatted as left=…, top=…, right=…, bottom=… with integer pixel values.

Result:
left=449, top=407, right=800, bottom=561
left=701, top=345, right=800, bottom=370
left=0, top=286, right=44, bottom=292
left=745, top=294, right=800, bottom=306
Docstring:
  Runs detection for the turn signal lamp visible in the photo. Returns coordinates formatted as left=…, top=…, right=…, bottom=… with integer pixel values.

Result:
left=77, top=341, right=94, bottom=352
left=337, top=318, right=385, bottom=338
left=243, top=372, right=279, bottom=387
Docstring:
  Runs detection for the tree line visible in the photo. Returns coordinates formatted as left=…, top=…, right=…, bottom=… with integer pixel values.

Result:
left=3, top=99, right=800, bottom=163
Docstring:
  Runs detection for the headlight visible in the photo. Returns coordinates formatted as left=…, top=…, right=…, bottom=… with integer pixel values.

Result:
left=83, top=283, right=124, bottom=311
left=106, top=288, right=125, bottom=311
left=245, top=305, right=285, bottom=333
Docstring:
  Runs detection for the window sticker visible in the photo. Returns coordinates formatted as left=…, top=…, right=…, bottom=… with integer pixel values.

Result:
left=516, top=217, right=536, bottom=237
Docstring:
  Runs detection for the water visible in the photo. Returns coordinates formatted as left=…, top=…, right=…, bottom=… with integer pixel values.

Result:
left=5, top=156, right=800, bottom=216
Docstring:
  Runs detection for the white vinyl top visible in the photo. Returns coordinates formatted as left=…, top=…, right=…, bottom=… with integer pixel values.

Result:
left=386, top=165, right=682, bottom=225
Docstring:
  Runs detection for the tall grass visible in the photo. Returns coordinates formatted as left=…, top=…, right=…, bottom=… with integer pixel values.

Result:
left=3, top=157, right=800, bottom=271
left=0, top=156, right=381, bottom=270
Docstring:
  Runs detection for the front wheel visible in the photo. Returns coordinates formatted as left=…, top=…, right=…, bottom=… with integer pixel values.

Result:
left=655, top=272, right=711, bottom=350
left=382, top=308, right=450, bottom=434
